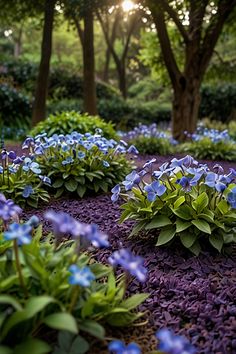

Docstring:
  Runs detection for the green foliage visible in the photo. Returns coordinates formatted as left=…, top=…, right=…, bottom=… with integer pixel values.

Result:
left=118, top=158, right=236, bottom=255
left=180, top=138, right=236, bottom=161
left=129, top=136, right=174, bottom=155
left=30, top=111, right=117, bottom=140
left=0, top=223, right=147, bottom=352
left=128, top=78, right=163, bottom=101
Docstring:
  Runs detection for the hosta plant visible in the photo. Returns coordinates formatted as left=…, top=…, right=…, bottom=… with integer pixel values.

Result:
left=112, top=156, right=236, bottom=255
left=0, top=194, right=148, bottom=353
left=30, top=111, right=117, bottom=140
left=23, top=132, right=133, bottom=198
left=0, top=149, right=50, bottom=207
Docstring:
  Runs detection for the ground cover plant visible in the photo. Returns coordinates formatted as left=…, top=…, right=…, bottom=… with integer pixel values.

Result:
left=0, top=194, right=149, bottom=353
left=30, top=111, right=117, bottom=140
left=123, top=124, right=177, bottom=155
left=112, top=155, right=236, bottom=255
left=0, top=149, right=50, bottom=207
left=23, top=132, right=134, bottom=199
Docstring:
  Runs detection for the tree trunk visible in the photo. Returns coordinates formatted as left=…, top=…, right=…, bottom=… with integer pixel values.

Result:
left=83, top=8, right=97, bottom=115
left=32, top=0, right=55, bottom=126
left=172, top=78, right=201, bottom=141
left=103, top=48, right=110, bottom=82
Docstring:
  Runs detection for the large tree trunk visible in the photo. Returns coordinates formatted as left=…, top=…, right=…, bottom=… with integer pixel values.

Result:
left=172, top=78, right=201, bottom=141
left=32, top=0, right=55, bottom=126
left=83, top=8, right=97, bottom=115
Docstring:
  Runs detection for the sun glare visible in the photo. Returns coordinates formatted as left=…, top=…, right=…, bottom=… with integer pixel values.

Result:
left=122, top=0, right=135, bottom=12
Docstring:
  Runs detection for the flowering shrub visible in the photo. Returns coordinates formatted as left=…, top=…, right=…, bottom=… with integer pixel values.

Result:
left=30, top=111, right=117, bottom=140
left=0, top=149, right=50, bottom=207
left=181, top=128, right=236, bottom=161
left=123, top=124, right=177, bottom=155
left=25, top=132, right=133, bottom=198
left=112, top=156, right=236, bottom=255
left=0, top=194, right=148, bottom=353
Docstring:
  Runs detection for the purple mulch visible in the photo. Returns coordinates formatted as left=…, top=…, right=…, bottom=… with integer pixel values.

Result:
left=23, top=192, right=236, bottom=354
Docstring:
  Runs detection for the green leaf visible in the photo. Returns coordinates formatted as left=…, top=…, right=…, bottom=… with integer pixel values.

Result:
left=69, top=336, right=89, bottom=354
left=43, top=313, right=78, bottom=334
left=79, top=320, right=105, bottom=339
left=129, top=221, right=147, bottom=237
left=77, top=185, right=86, bottom=198
left=209, top=234, right=224, bottom=252
left=14, top=339, right=51, bottom=354
left=0, top=295, right=22, bottom=311
left=172, top=205, right=193, bottom=220
left=176, top=220, right=191, bottom=233
left=189, top=240, right=201, bottom=256
left=191, top=219, right=211, bottom=234
left=0, top=346, right=13, bottom=354
left=217, top=200, right=229, bottom=215
left=52, top=179, right=64, bottom=188
left=120, top=293, right=149, bottom=310
left=180, top=232, right=197, bottom=248
left=65, top=180, right=78, bottom=192
left=145, top=216, right=172, bottom=230
left=54, top=188, right=64, bottom=199
left=192, top=192, right=209, bottom=213
left=156, top=226, right=176, bottom=246
left=174, top=196, right=185, bottom=209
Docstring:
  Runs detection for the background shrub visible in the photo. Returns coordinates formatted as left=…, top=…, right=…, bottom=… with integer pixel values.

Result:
left=30, top=111, right=117, bottom=140
left=129, top=136, right=174, bottom=155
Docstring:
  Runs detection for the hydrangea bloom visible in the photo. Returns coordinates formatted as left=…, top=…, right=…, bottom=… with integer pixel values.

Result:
left=108, top=249, right=147, bottom=282
left=0, top=194, right=22, bottom=221
left=108, top=340, right=141, bottom=354
left=68, top=265, right=95, bottom=287
left=156, top=328, right=196, bottom=354
left=4, top=223, right=32, bottom=245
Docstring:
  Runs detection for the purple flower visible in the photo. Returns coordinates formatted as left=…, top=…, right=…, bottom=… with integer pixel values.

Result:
left=144, top=180, right=166, bottom=202
left=170, top=155, right=198, bottom=169
left=227, top=187, right=236, bottom=209
left=205, top=172, right=226, bottom=192
left=23, top=158, right=41, bottom=174
left=22, top=185, right=34, bottom=198
left=111, top=184, right=120, bottom=202
left=22, top=137, right=35, bottom=149
left=127, top=145, right=139, bottom=154
left=108, top=340, right=141, bottom=354
left=156, top=328, right=196, bottom=354
left=108, top=249, right=147, bottom=282
left=44, top=211, right=82, bottom=239
left=26, top=215, right=40, bottom=228
left=82, top=224, right=109, bottom=248
left=68, top=265, right=95, bottom=287
left=0, top=150, right=16, bottom=160
left=39, top=175, right=51, bottom=185
left=153, top=162, right=174, bottom=180
left=4, top=223, right=32, bottom=245
left=122, top=171, right=141, bottom=191
left=143, top=158, right=156, bottom=169
left=0, top=194, right=22, bottom=222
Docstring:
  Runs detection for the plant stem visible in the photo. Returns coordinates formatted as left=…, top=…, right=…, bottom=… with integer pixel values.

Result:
left=13, top=240, right=28, bottom=298
left=68, top=286, right=80, bottom=313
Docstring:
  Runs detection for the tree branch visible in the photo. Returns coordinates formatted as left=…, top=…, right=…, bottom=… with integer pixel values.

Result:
left=73, top=16, right=84, bottom=48
left=121, top=12, right=139, bottom=62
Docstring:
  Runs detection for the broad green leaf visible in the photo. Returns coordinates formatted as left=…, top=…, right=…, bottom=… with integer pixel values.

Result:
left=189, top=240, right=201, bottom=256
left=156, top=226, right=176, bottom=246
left=192, top=192, right=209, bottom=213
left=120, top=293, right=149, bottom=310
left=209, top=234, right=224, bottom=252
left=77, top=185, right=86, bottom=198
left=65, top=179, right=78, bottom=192
left=191, top=219, right=211, bottom=234
left=52, top=179, right=64, bottom=188
left=180, top=232, right=197, bottom=248
left=145, top=216, right=172, bottom=230
left=129, top=221, right=147, bottom=237
left=43, top=313, right=78, bottom=334
left=14, top=338, right=51, bottom=354
left=79, top=320, right=105, bottom=339
left=0, top=295, right=22, bottom=311
left=69, top=336, right=89, bottom=354
left=172, top=205, right=193, bottom=220
left=176, top=220, right=191, bottom=233
left=174, top=196, right=185, bottom=209
left=217, top=200, right=229, bottom=215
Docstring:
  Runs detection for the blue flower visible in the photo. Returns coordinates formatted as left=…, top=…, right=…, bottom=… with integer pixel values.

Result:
left=108, top=249, right=147, bottom=282
left=205, top=172, right=226, bottom=192
left=62, top=156, right=74, bottom=165
left=23, top=158, right=41, bottom=174
left=144, top=180, right=166, bottom=202
left=0, top=194, right=22, bottom=221
left=122, top=171, right=141, bottom=191
left=45, top=211, right=82, bottom=239
left=78, top=151, right=85, bottom=159
left=4, top=223, right=32, bottom=245
left=22, top=185, right=34, bottom=198
left=108, top=340, right=141, bottom=354
left=0, top=166, right=3, bottom=174
left=156, top=328, right=196, bottom=354
left=170, top=155, right=198, bottom=169
left=26, top=215, right=40, bottom=228
left=83, top=224, right=110, bottom=248
left=39, top=175, right=51, bottom=185
left=127, top=145, right=139, bottom=154
left=103, top=160, right=110, bottom=167
left=143, top=158, right=156, bottom=170
left=111, top=184, right=121, bottom=202
left=22, top=137, right=34, bottom=149
left=68, top=265, right=95, bottom=287
left=227, top=187, right=236, bottom=209
left=153, top=162, right=175, bottom=180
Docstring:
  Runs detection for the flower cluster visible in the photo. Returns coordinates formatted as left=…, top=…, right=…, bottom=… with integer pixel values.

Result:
left=189, top=126, right=232, bottom=143
left=113, top=155, right=236, bottom=254
left=122, top=123, right=175, bottom=143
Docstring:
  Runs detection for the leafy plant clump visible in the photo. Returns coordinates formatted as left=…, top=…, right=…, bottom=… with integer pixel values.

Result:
left=24, top=132, right=134, bottom=199
left=0, top=196, right=148, bottom=353
left=30, top=111, right=117, bottom=140
left=181, top=128, right=236, bottom=161
left=112, top=155, right=236, bottom=255
left=123, top=124, right=177, bottom=155
left=0, top=149, right=50, bottom=207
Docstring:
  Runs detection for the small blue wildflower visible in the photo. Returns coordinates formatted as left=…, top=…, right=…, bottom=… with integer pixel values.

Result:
left=127, top=145, right=139, bottom=154
left=144, top=180, right=166, bottom=202
left=108, top=340, right=141, bottom=354
left=227, top=187, right=236, bottom=209
left=78, top=151, right=86, bottom=159
left=103, top=160, right=110, bottom=167
left=205, top=172, right=226, bottom=192
left=143, top=158, right=156, bottom=170
left=26, top=215, right=40, bottom=228
left=156, top=328, right=196, bottom=354
left=44, top=210, right=82, bottom=239
left=0, top=166, right=3, bottom=174
left=4, top=223, right=32, bottom=245
left=23, top=158, right=41, bottom=174
left=0, top=194, right=22, bottom=221
left=108, top=249, right=147, bottom=282
left=22, top=185, right=34, bottom=198
left=62, top=156, right=74, bottom=165
left=122, top=171, right=141, bottom=191
left=111, top=184, right=120, bottom=202
left=39, top=175, right=51, bottom=185
left=68, top=265, right=95, bottom=287
left=83, top=224, right=110, bottom=248
left=22, top=137, right=34, bottom=149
